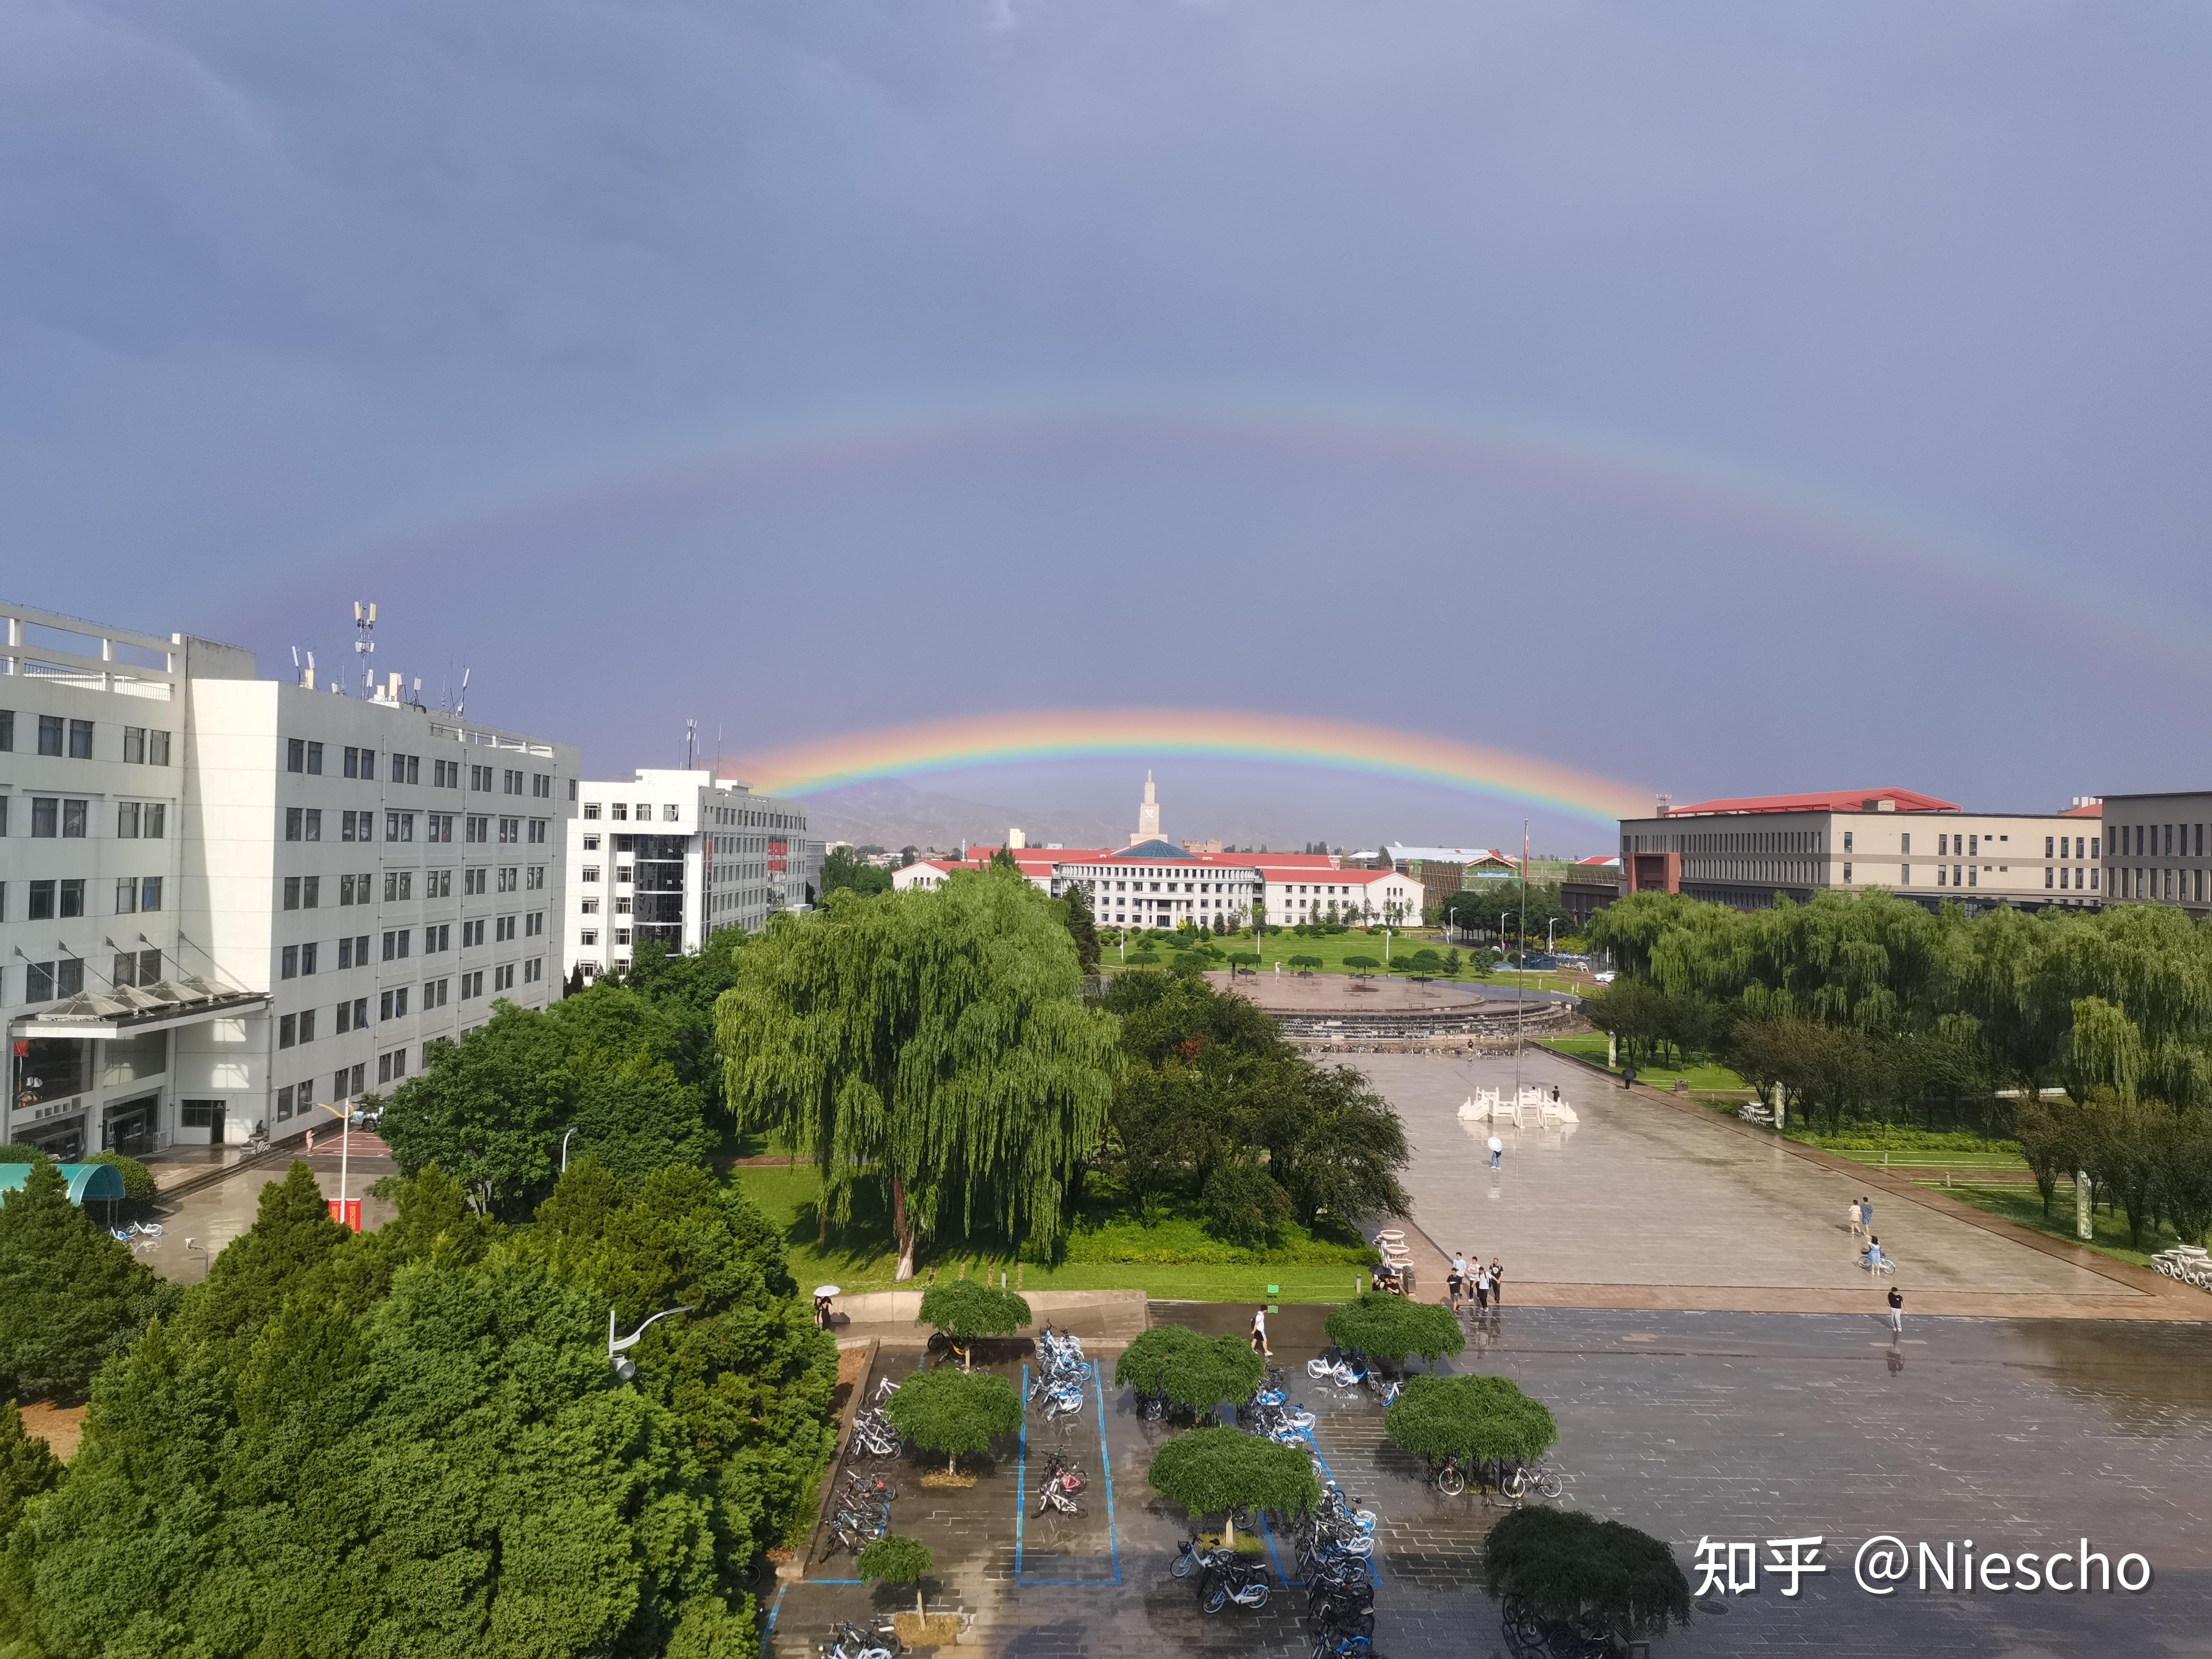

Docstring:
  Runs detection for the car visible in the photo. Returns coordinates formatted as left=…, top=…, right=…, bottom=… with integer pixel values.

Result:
left=1591, top=970, right=1616, bottom=984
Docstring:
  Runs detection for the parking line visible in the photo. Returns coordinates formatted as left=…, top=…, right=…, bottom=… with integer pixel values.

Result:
left=1015, top=1362, right=1029, bottom=1579
left=1094, top=1367, right=1121, bottom=1587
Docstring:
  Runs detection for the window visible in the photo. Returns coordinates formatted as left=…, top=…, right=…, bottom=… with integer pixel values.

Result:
left=497, top=866, right=517, bottom=893
left=386, top=811, right=415, bottom=842
left=287, top=807, right=304, bottom=842
left=462, top=969, right=486, bottom=998
left=425, top=923, right=451, bottom=952
left=1900, top=833, right=1911, bottom=855
left=494, top=963, right=516, bottom=992
left=288, top=738, right=307, bottom=772
left=470, top=764, right=493, bottom=792
left=118, top=801, right=140, bottom=838
left=499, top=817, right=518, bottom=844
left=282, top=945, right=300, bottom=979
left=581, top=898, right=600, bottom=915
left=344, top=745, right=373, bottom=779
left=302, top=875, right=319, bottom=908
left=60, top=879, right=84, bottom=918
left=284, top=877, right=302, bottom=910
left=663, top=804, right=679, bottom=822
left=584, top=802, right=601, bottom=820
left=499, top=769, right=520, bottom=794
left=0, top=709, right=10, bottom=751
left=580, top=928, right=599, bottom=946
left=428, top=814, right=454, bottom=842
left=118, top=877, right=141, bottom=914
left=280, top=1014, right=298, bottom=1048
left=377, top=1049, right=407, bottom=1085
left=525, top=912, right=544, bottom=937
left=38, top=714, right=63, bottom=756
left=568, top=779, right=577, bottom=801
left=299, top=941, right=315, bottom=974
left=28, top=880, right=55, bottom=921
left=276, top=1082, right=294, bottom=1116
left=180, top=1099, right=224, bottom=1130
left=495, top=914, right=517, bottom=942
left=2046, top=868, right=2055, bottom=889
left=422, top=977, right=449, bottom=1009
left=464, top=866, right=488, bottom=896
left=523, top=957, right=543, bottom=983
left=612, top=803, right=629, bottom=821
left=1900, top=865, right=1911, bottom=885
left=380, top=987, right=409, bottom=1020
left=425, top=869, right=451, bottom=899
left=62, top=799, right=86, bottom=837
left=2045, top=836, right=2055, bottom=857
left=526, top=865, right=545, bottom=890
left=2092, top=837, right=2102, bottom=859
left=533, top=773, right=551, bottom=798
left=382, top=870, right=414, bottom=902
left=69, top=719, right=94, bottom=759
left=31, top=797, right=57, bottom=837
left=1938, top=834, right=1948, bottom=856
left=383, top=929, right=410, bottom=960
left=1842, top=863, right=1853, bottom=884
left=614, top=896, right=632, bottom=915
left=462, top=919, right=485, bottom=947
left=466, top=815, right=488, bottom=843
left=582, top=865, right=601, bottom=883
left=141, top=877, right=161, bottom=912
left=528, top=818, right=547, bottom=844
left=144, top=803, right=166, bottom=838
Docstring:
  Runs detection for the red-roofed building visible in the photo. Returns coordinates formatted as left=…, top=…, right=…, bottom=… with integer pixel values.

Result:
left=1617, top=792, right=2102, bottom=914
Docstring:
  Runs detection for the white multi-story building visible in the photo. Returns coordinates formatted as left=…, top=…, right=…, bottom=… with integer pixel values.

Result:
left=3, top=599, right=577, bottom=1157
left=564, top=769, right=822, bottom=981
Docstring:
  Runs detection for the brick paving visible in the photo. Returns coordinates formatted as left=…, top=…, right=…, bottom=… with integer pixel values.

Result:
left=770, top=1309, right=2212, bottom=1659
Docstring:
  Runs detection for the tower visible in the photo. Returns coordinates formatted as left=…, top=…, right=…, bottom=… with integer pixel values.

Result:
left=1132, top=770, right=1161, bottom=845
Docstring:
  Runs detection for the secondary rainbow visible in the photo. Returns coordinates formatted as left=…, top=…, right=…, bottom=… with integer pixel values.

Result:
left=723, top=710, right=1651, bottom=825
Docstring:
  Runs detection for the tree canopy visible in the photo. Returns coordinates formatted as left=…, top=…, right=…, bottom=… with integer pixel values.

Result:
left=718, top=867, right=1121, bottom=1277
left=1483, top=1507, right=1691, bottom=1643
left=856, top=1535, right=935, bottom=1614
left=1113, top=1324, right=1262, bottom=1415
left=0, top=1157, right=176, bottom=1401
left=1324, top=1291, right=1466, bottom=1367
left=881, top=1368, right=1022, bottom=1473
left=1146, top=1426, right=1319, bottom=1543
left=917, top=1281, right=1031, bottom=1348
left=1385, top=1374, right=1557, bottom=1466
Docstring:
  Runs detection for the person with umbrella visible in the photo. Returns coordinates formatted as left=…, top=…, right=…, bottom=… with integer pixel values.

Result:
left=813, top=1284, right=841, bottom=1330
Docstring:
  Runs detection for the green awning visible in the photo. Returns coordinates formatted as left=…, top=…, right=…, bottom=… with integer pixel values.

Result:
left=0, top=1163, right=128, bottom=1205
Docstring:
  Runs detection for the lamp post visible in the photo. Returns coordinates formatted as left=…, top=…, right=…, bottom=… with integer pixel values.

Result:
left=562, top=1127, right=577, bottom=1172
left=609, top=1305, right=695, bottom=1382
left=311, top=1097, right=354, bottom=1230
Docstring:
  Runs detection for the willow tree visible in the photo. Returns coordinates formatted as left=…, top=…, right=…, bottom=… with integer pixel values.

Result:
left=717, top=867, right=1121, bottom=1279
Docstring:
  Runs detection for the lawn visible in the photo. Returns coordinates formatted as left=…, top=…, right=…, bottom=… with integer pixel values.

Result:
left=729, top=1162, right=1378, bottom=1304
left=1936, top=1180, right=2203, bottom=1271
left=1540, top=1032, right=1749, bottom=1093
left=1099, top=927, right=1588, bottom=995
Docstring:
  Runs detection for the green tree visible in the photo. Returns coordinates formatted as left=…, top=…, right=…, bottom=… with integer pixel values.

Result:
left=1324, top=1291, right=1466, bottom=1369
left=1060, top=882, right=1102, bottom=973
left=856, top=1535, right=935, bottom=1616
left=1201, top=1160, right=1292, bottom=1248
left=0, top=1399, right=60, bottom=1539
left=917, top=1281, right=1031, bottom=1369
left=1288, top=954, right=1323, bottom=974
left=379, top=1002, right=574, bottom=1214
left=1145, top=1426, right=1318, bottom=1549
left=881, top=1367, right=1022, bottom=1475
left=0, top=1160, right=175, bottom=1401
left=989, top=844, right=1022, bottom=873
left=179, top=1160, right=350, bottom=1370
left=1485, top=1509, right=1691, bottom=1647
left=1113, top=1325, right=1260, bottom=1417
left=1398, top=949, right=1445, bottom=979
left=720, top=868, right=1121, bottom=1278
left=821, top=846, right=893, bottom=899
left=1385, top=1374, right=1557, bottom=1468
left=1342, top=955, right=1381, bottom=975
left=8, top=1257, right=738, bottom=1659
left=1261, top=1066, right=1412, bottom=1230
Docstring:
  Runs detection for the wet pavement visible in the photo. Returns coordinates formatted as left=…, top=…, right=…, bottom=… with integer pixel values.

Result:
left=135, top=1150, right=397, bottom=1282
left=769, top=1307, right=2212, bottom=1659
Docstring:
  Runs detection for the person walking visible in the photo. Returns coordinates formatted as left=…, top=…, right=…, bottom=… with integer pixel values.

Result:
left=1886, top=1284, right=1903, bottom=1335
left=1447, top=1257, right=1465, bottom=1310
left=1861, top=1196, right=1874, bottom=1233
left=1487, top=1134, right=1504, bottom=1171
left=1848, top=1198, right=1864, bottom=1241
left=1473, top=1262, right=1491, bottom=1312
left=1488, top=1257, right=1505, bottom=1307
left=1863, top=1235, right=1884, bottom=1273
left=1250, top=1306, right=1273, bottom=1358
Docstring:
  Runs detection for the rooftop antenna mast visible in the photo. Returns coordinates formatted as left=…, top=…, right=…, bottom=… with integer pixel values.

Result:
left=685, top=719, right=698, bottom=769
left=456, top=667, right=469, bottom=720
left=353, top=601, right=376, bottom=697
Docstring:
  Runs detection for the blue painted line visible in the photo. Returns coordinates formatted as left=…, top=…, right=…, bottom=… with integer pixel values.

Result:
left=1260, top=1506, right=1295, bottom=1587
left=1094, top=1368, right=1121, bottom=1587
left=765, top=1582, right=789, bottom=1634
left=1014, top=1362, right=1028, bottom=1579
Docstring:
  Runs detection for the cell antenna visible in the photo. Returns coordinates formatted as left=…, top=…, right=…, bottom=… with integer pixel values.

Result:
left=353, top=601, right=377, bottom=697
left=456, top=667, right=469, bottom=720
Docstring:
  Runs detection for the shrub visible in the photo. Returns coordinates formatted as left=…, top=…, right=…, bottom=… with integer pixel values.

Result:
left=1114, top=1324, right=1262, bottom=1415
left=856, top=1534, right=935, bottom=1614
left=1201, top=1161, right=1292, bottom=1248
left=82, top=1152, right=156, bottom=1210
left=1147, top=1426, right=1318, bottom=1548
left=1060, top=1211, right=1376, bottom=1266
left=1386, top=1374, right=1557, bottom=1467
left=1483, top=1507, right=1691, bottom=1644
left=917, top=1281, right=1030, bottom=1367
left=0, top=1145, right=52, bottom=1166
left=882, top=1367, right=1022, bottom=1474
left=1325, top=1290, right=1466, bottom=1368
left=1342, top=956, right=1381, bottom=973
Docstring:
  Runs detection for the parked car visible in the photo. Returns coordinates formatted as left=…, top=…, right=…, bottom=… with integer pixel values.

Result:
left=1591, top=970, right=1617, bottom=985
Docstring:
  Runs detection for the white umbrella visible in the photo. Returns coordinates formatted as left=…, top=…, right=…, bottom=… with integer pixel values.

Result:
left=813, top=1284, right=842, bottom=1298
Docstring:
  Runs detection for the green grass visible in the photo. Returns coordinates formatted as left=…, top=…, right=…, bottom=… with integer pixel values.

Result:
left=1099, top=927, right=1587, bottom=994
left=1540, top=1033, right=1748, bottom=1093
left=1936, top=1181, right=2199, bottom=1270
left=730, top=1163, right=1376, bottom=1303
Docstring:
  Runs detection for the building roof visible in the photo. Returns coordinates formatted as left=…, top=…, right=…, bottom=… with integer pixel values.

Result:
left=8, top=975, right=268, bottom=1039
left=1383, top=845, right=1511, bottom=865
left=1575, top=854, right=1622, bottom=866
left=1661, top=788, right=1961, bottom=818
left=2060, top=799, right=2104, bottom=818
left=0, top=1163, right=128, bottom=1206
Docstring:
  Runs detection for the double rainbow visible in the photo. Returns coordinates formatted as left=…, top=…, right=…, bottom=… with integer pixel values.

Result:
left=724, top=709, right=1651, bottom=825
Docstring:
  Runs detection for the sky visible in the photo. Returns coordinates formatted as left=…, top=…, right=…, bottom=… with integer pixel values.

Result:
left=6, top=1, right=2209, bottom=853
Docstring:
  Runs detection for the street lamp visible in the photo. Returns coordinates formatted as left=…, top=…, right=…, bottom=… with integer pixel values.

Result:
left=562, top=1127, right=577, bottom=1172
left=609, top=1305, right=695, bottom=1382
left=311, top=1097, right=356, bottom=1230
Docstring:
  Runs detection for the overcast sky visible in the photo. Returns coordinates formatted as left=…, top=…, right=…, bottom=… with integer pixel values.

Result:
left=6, top=1, right=2207, bottom=850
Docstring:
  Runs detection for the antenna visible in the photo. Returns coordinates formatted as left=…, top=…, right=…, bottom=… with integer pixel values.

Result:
left=353, top=601, right=376, bottom=697
left=685, top=719, right=698, bottom=769
left=305, top=649, right=315, bottom=691
left=456, top=667, right=469, bottom=720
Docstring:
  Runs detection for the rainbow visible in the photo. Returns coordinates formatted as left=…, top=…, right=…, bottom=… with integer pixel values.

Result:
left=723, top=709, right=1652, bottom=824
left=301, top=387, right=2181, bottom=653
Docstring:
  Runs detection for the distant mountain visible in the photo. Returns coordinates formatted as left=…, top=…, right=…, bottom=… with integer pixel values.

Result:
left=803, top=778, right=1127, bottom=853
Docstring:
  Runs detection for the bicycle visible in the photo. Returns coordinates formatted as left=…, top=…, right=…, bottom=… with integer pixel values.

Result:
left=1861, top=1251, right=1898, bottom=1278
left=1424, top=1455, right=1468, bottom=1497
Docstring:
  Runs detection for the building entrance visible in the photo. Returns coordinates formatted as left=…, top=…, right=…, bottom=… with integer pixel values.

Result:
left=103, top=1094, right=160, bottom=1155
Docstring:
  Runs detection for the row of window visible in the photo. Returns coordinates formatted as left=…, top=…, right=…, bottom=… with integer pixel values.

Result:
left=2111, top=823, right=2208, bottom=860
left=274, top=961, right=541, bottom=1050
left=2116, top=866, right=2205, bottom=904
left=7, top=949, right=166, bottom=1005
left=279, top=867, right=541, bottom=909
left=585, top=800, right=804, bottom=829
left=0, top=710, right=172, bottom=764
left=0, top=877, right=162, bottom=923
left=0, top=796, right=166, bottom=839
left=285, top=740, right=558, bottom=800
left=283, top=807, right=551, bottom=844
left=276, top=918, right=540, bottom=977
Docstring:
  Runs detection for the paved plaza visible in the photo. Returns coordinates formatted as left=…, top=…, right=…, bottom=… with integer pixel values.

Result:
left=1356, top=1050, right=2193, bottom=1317
left=773, top=1308, right=2212, bottom=1659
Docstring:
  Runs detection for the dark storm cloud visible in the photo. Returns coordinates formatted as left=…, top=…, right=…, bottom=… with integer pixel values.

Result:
left=3, top=1, right=2207, bottom=846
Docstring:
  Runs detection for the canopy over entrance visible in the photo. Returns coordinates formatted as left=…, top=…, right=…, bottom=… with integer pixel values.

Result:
left=0, top=1163, right=129, bottom=1205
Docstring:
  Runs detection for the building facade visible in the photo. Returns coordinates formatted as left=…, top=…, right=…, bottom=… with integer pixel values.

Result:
left=2099, top=794, right=2211, bottom=917
left=563, top=769, right=822, bottom=982
left=4, top=599, right=578, bottom=1157
left=1617, top=788, right=2100, bottom=914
